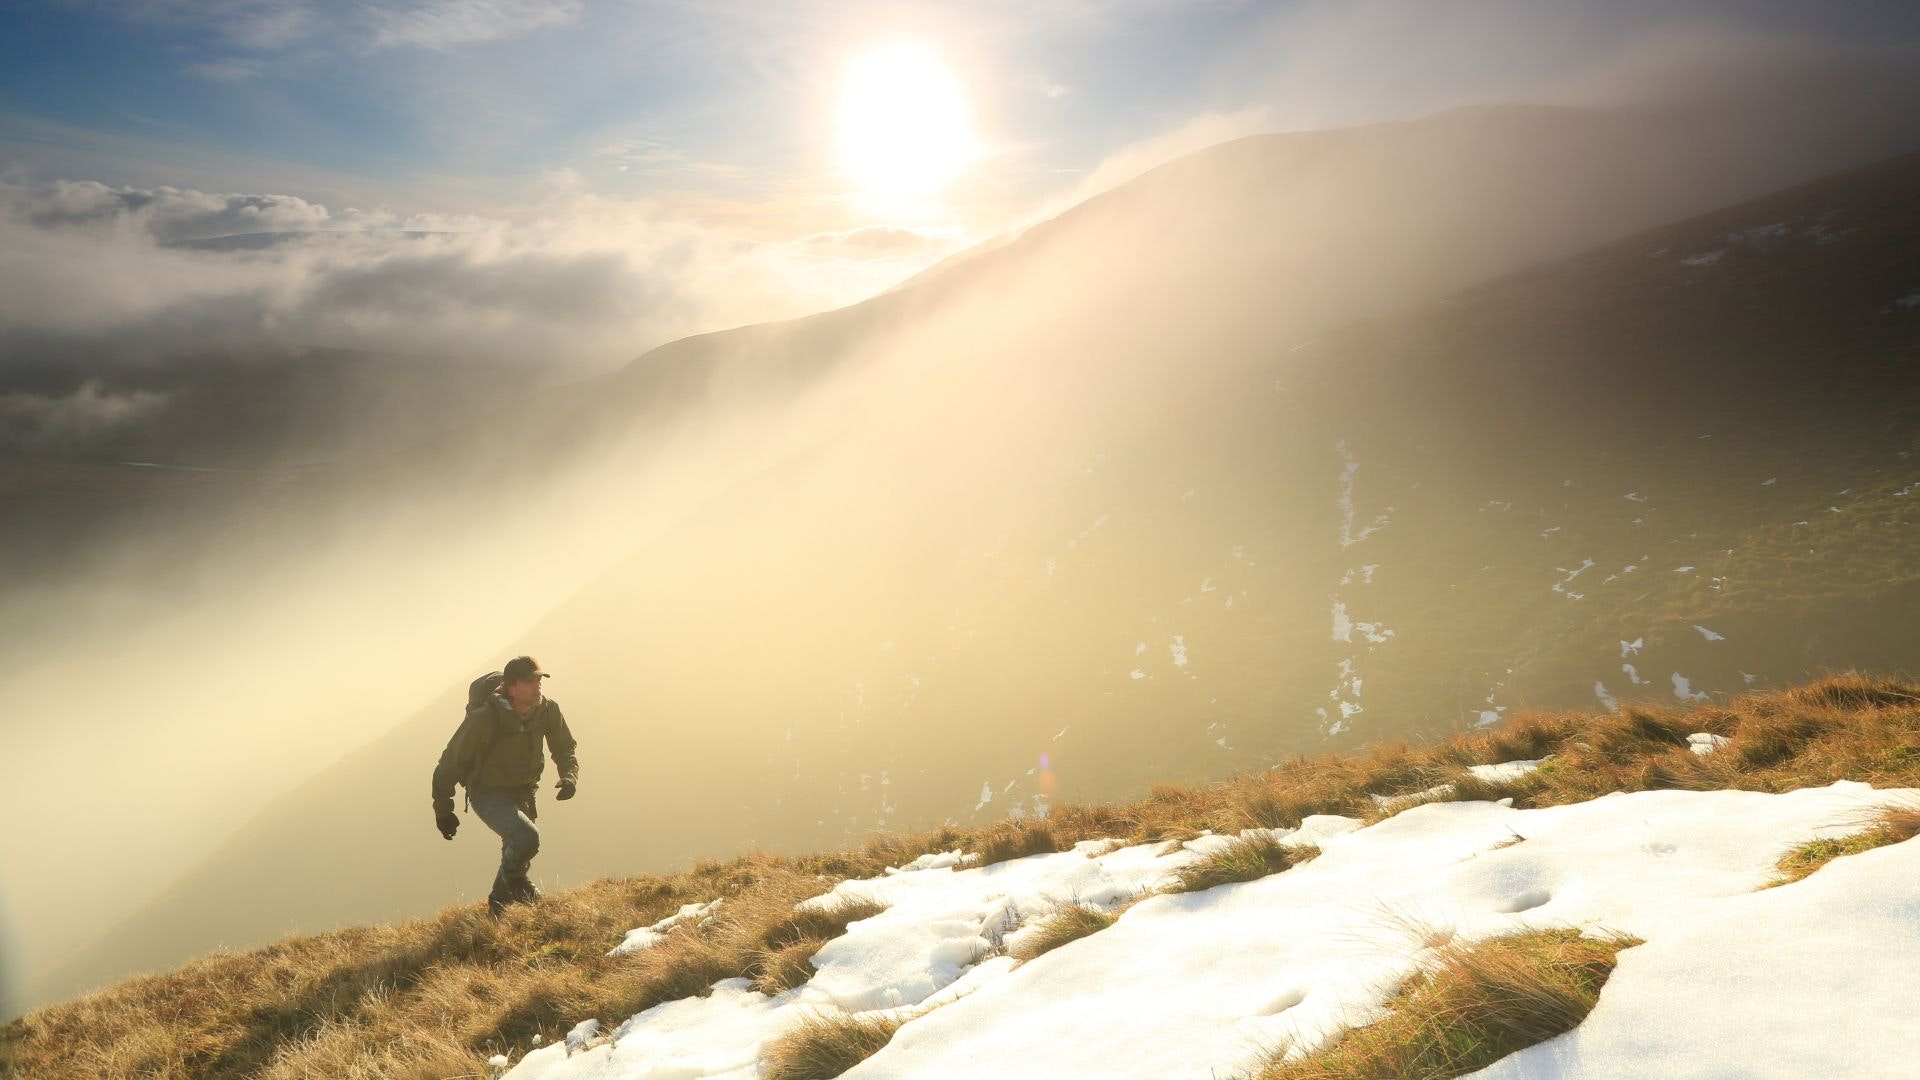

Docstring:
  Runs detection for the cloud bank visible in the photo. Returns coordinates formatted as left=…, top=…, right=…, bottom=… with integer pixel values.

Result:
left=0, top=175, right=947, bottom=375
left=0, top=380, right=168, bottom=455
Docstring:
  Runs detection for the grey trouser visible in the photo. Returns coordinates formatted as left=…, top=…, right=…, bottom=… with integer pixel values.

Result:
left=470, top=787, right=540, bottom=904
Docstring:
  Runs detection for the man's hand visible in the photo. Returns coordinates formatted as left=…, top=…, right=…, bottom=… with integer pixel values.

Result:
left=556, top=778, right=577, bottom=801
left=436, top=810, right=460, bottom=839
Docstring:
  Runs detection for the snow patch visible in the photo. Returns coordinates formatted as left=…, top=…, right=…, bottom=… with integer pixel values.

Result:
left=1728, top=222, right=1788, bottom=249
left=1672, top=673, right=1710, bottom=703
left=1331, top=602, right=1352, bottom=643
left=889, top=850, right=982, bottom=874
left=608, top=900, right=724, bottom=957
left=1595, top=681, right=1620, bottom=713
left=1335, top=440, right=1393, bottom=548
left=1689, top=733, right=1732, bottom=757
left=1468, top=758, right=1548, bottom=784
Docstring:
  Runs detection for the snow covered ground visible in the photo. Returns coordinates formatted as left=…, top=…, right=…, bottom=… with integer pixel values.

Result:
left=503, top=767, right=1920, bottom=1080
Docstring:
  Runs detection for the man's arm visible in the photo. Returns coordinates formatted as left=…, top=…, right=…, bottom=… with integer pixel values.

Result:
left=546, top=701, right=579, bottom=796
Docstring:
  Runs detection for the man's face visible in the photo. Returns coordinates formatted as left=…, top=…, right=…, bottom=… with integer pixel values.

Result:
left=505, top=676, right=545, bottom=710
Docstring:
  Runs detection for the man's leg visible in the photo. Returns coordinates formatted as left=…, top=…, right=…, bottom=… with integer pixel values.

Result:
left=470, top=789, right=541, bottom=911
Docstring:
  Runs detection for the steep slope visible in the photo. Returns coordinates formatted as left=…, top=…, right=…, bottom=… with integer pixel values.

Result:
left=28, top=131, right=1920, bottom=1017
left=9, top=677, right=1919, bottom=1078
left=389, top=96, right=1920, bottom=490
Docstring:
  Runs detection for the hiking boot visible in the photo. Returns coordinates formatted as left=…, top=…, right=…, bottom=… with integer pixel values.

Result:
left=487, top=882, right=539, bottom=918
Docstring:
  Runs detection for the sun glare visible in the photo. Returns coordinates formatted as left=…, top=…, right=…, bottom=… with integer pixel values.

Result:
left=837, top=44, right=975, bottom=198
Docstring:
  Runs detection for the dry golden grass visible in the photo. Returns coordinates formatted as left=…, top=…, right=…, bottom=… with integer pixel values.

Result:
left=1259, top=929, right=1638, bottom=1079
left=2, top=857, right=889, bottom=1080
left=1771, top=799, right=1920, bottom=886
left=971, top=817, right=1065, bottom=864
left=759, top=1009, right=903, bottom=1080
left=1008, top=902, right=1122, bottom=962
left=1169, top=835, right=1315, bottom=893
left=748, top=895, right=888, bottom=995
left=7, top=674, right=1916, bottom=1078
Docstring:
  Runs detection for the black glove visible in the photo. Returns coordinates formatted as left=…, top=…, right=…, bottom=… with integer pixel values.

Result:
left=555, top=778, right=577, bottom=801
left=436, top=810, right=460, bottom=839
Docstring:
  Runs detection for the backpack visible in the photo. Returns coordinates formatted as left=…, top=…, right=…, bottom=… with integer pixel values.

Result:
left=468, top=670, right=505, bottom=710
left=460, top=671, right=506, bottom=808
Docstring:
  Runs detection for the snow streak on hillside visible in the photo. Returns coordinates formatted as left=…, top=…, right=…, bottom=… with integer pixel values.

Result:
left=501, top=772, right=1920, bottom=1079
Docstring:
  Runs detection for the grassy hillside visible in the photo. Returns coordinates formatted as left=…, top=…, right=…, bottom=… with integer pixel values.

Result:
left=5, top=674, right=1916, bottom=1079
left=18, top=124, right=1920, bottom=1023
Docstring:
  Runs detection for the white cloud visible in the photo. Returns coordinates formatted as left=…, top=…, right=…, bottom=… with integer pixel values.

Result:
left=1032, top=75, right=1071, bottom=100
left=592, top=138, right=746, bottom=180
left=119, top=0, right=583, bottom=52
left=121, top=0, right=318, bottom=49
left=0, top=381, right=168, bottom=454
left=0, top=175, right=931, bottom=370
left=182, top=59, right=264, bottom=81
left=22, top=180, right=331, bottom=241
left=362, top=0, right=584, bottom=50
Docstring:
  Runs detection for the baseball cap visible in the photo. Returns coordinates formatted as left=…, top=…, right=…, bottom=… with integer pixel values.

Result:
left=503, top=655, right=550, bottom=682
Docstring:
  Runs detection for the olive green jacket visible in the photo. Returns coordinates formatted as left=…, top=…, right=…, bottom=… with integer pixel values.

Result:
left=431, top=696, right=579, bottom=816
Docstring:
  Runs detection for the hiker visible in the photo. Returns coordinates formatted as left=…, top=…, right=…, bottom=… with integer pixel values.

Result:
left=431, top=655, right=580, bottom=915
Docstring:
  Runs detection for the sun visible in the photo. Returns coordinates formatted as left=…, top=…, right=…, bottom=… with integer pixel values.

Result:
left=837, top=43, right=975, bottom=198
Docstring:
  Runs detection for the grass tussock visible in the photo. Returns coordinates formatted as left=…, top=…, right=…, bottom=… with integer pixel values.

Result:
left=1772, top=801, right=1920, bottom=886
left=750, top=895, right=888, bottom=994
left=1170, top=835, right=1316, bottom=893
left=1009, top=903, right=1121, bottom=962
left=1260, top=929, right=1638, bottom=1079
left=760, top=1009, right=904, bottom=1080
left=9, top=674, right=1918, bottom=1078
left=971, top=816, right=1064, bottom=864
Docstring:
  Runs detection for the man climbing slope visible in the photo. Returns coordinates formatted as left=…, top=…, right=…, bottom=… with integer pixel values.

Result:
left=431, top=655, right=580, bottom=915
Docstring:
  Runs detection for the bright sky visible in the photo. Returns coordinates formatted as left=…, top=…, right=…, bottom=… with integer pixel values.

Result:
left=1, top=1, right=1298, bottom=239
left=0, top=1, right=1915, bottom=364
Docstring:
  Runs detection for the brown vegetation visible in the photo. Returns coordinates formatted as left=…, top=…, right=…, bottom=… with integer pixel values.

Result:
left=1771, top=799, right=1920, bottom=886
left=760, top=1009, right=904, bottom=1080
left=6, top=674, right=1916, bottom=1078
left=1008, top=902, right=1123, bottom=962
left=1, top=858, right=887, bottom=1080
left=1259, top=928, right=1638, bottom=1079
left=1169, top=836, right=1316, bottom=893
